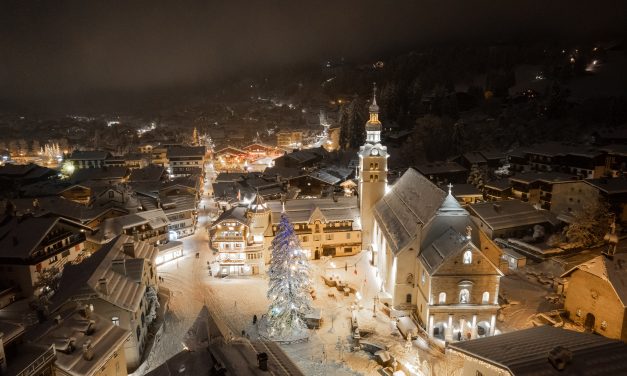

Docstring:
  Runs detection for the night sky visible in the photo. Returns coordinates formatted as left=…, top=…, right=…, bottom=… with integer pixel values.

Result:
left=1, top=0, right=626, bottom=100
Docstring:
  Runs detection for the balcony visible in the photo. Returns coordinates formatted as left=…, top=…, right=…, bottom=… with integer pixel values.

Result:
left=33, top=233, right=85, bottom=262
left=211, top=235, right=245, bottom=242
left=16, top=345, right=55, bottom=376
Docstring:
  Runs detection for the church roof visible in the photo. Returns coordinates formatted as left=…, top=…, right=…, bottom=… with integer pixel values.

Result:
left=372, top=168, right=446, bottom=254
left=420, top=227, right=470, bottom=274
left=248, top=194, right=269, bottom=213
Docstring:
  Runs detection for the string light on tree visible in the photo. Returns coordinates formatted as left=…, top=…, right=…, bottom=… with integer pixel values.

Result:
left=263, top=212, right=313, bottom=341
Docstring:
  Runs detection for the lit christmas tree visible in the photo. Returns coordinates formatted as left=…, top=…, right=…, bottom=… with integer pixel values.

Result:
left=265, top=212, right=312, bottom=340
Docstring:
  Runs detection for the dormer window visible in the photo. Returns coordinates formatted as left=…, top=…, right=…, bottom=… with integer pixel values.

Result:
left=463, top=250, right=472, bottom=264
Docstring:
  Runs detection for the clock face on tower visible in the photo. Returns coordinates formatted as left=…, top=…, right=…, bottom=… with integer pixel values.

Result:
left=371, top=148, right=379, bottom=156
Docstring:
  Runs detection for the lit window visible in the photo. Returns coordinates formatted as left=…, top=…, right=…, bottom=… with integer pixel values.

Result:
left=438, top=292, right=446, bottom=304
left=421, top=270, right=426, bottom=284
left=112, top=317, right=120, bottom=326
left=601, top=321, right=608, bottom=330
left=463, top=250, right=472, bottom=264
left=482, top=291, right=490, bottom=304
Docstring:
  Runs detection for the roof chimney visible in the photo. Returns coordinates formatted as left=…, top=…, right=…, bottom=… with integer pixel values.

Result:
left=79, top=304, right=91, bottom=319
left=98, top=278, right=109, bottom=295
left=492, top=203, right=501, bottom=213
left=82, top=340, right=94, bottom=361
left=548, top=346, right=572, bottom=371
left=54, top=315, right=63, bottom=325
left=123, top=242, right=136, bottom=258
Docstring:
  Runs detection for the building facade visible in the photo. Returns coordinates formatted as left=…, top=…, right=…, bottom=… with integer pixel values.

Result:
left=0, top=215, right=87, bottom=300
left=357, top=86, right=388, bottom=247
left=53, top=236, right=160, bottom=372
left=209, top=195, right=362, bottom=276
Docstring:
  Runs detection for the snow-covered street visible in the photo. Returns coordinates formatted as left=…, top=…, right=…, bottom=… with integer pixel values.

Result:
left=142, top=162, right=447, bottom=375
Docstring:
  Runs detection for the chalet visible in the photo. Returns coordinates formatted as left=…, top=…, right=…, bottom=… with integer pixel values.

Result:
left=68, top=151, right=112, bottom=170
left=0, top=214, right=88, bottom=299
left=51, top=235, right=160, bottom=372
left=28, top=305, right=130, bottom=376
left=209, top=195, right=361, bottom=276
left=166, top=146, right=206, bottom=177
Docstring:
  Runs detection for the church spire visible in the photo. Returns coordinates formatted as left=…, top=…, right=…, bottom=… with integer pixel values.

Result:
left=365, top=82, right=382, bottom=143
left=369, top=82, right=379, bottom=114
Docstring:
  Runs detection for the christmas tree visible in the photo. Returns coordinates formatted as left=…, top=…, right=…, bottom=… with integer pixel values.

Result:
left=265, top=212, right=312, bottom=340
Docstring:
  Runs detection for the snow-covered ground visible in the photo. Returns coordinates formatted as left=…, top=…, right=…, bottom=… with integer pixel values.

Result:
left=143, top=162, right=446, bottom=375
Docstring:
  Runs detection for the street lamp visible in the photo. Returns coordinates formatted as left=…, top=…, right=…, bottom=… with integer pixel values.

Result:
left=373, top=294, right=379, bottom=318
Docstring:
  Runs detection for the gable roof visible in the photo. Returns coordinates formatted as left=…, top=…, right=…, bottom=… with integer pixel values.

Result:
left=561, top=253, right=627, bottom=307
left=68, top=150, right=111, bottom=160
left=448, top=326, right=627, bottom=376
left=373, top=168, right=446, bottom=254
left=468, top=200, right=560, bottom=231
left=420, top=227, right=470, bottom=274
left=52, top=235, right=156, bottom=313
left=0, top=215, right=60, bottom=261
left=266, top=197, right=360, bottom=227
left=166, top=146, right=206, bottom=158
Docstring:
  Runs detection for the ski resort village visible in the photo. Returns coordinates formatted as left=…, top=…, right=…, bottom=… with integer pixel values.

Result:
left=2, top=85, right=627, bottom=376
left=2, top=3, right=627, bottom=375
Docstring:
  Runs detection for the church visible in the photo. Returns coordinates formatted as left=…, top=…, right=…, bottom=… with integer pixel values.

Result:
left=358, top=85, right=503, bottom=342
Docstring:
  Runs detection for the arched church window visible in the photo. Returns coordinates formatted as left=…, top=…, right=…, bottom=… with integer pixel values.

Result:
left=438, top=292, right=446, bottom=304
left=463, top=250, right=472, bottom=264
left=482, top=291, right=490, bottom=304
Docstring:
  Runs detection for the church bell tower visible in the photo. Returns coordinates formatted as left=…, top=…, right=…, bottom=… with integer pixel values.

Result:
left=358, top=84, right=388, bottom=247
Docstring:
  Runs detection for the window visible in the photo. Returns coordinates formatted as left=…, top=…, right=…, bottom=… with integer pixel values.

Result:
left=438, top=292, right=446, bottom=304
left=302, top=236, right=308, bottom=242
left=601, top=321, right=608, bottom=330
left=112, top=317, right=120, bottom=326
left=463, top=250, right=472, bottom=264
left=459, top=289, right=470, bottom=304
left=482, top=291, right=490, bottom=304
left=314, top=235, right=320, bottom=241
left=421, top=270, right=426, bottom=284
left=325, top=234, right=333, bottom=240
left=406, top=294, right=412, bottom=303
left=346, top=233, right=351, bottom=239
left=49, top=255, right=58, bottom=263
left=476, top=371, right=484, bottom=376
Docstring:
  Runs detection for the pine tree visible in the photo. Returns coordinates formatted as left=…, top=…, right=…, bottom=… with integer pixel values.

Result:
left=266, top=213, right=312, bottom=340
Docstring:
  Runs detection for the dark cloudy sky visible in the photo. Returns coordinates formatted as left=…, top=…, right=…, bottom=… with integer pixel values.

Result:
left=1, top=0, right=626, bottom=100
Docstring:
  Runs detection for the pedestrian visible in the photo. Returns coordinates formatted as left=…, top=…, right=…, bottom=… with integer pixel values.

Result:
left=234, top=300, right=237, bottom=308
left=345, top=262, right=347, bottom=272
left=253, top=314, right=257, bottom=324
